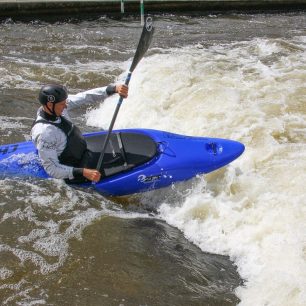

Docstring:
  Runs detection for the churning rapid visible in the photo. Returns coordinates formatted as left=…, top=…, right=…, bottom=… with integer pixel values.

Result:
left=0, top=13, right=306, bottom=306
left=89, top=33, right=306, bottom=305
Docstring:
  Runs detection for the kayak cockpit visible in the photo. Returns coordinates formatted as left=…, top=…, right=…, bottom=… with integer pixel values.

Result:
left=85, top=132, right=158, bottom=177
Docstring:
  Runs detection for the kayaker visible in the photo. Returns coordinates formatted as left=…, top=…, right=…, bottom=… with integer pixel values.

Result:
left=31, top=83, right=128, bottom=183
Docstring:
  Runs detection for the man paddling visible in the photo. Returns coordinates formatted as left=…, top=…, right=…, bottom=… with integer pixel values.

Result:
left=31, top=83, right=128, bottom=183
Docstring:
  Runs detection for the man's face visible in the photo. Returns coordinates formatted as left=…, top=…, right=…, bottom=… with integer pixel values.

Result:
left=46, top=99, right=67, bottom=116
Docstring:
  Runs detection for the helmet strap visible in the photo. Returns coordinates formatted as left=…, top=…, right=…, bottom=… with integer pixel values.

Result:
left=45, top=102, right=57, bottom=117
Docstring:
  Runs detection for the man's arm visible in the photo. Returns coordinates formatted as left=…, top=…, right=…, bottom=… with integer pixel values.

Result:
left=34, top=131, right=75, bottom=180
left=66, top=85, right=128, bottom=110
left=38, top=145, right=101, bottom=182
left=32, top=125, right=101, bottom=182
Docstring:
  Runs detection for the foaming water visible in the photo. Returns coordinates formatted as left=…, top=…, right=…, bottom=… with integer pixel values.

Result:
left=1, top=13, right=305, bottom=305
left=88, top=35, right=306, bottom=305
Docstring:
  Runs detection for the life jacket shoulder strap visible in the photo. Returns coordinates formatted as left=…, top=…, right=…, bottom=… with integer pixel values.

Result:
left=32, top=117, right=73, bottom=136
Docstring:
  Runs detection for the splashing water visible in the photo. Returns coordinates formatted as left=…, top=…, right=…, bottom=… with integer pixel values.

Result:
left=88, top=36, right=306, bottom=306
left=1, top=14, right=305, bottom=305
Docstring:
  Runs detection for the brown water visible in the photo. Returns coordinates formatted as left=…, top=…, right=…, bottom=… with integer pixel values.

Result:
left=0, top=12, right=305, bottom=306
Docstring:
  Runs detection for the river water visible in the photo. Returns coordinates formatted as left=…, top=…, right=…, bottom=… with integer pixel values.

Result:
left=0, top=12, right=305, bottom=306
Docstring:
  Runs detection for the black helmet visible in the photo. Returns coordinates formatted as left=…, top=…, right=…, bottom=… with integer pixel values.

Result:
left=38, top=84, right=68, bottom=105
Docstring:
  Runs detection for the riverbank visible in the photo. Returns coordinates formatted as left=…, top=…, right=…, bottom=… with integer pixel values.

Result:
left=0, top=0, right=305, bottom=18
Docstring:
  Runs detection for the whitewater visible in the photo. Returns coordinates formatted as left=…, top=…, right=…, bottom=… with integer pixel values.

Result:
left=0, top=14, right=305, bottom=305
left=87, top=37, right=306, bottom=306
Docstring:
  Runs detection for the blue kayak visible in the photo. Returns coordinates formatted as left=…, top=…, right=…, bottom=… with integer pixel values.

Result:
left=0, top=129, right=244, bottom=196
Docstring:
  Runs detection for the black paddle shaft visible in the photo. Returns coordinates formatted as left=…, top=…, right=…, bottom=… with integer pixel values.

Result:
left=95, top=17, right=154, bottom=172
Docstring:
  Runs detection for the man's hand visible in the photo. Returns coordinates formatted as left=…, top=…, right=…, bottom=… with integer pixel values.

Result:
left=116, top=84, right=128, bottom=98
left=83, top=168, right=101, bottom=182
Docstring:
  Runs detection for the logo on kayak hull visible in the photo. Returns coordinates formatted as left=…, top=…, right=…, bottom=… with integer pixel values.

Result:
left=138, top=174, right=161, bottom=183
left=0, top=144, right=18, bottom=155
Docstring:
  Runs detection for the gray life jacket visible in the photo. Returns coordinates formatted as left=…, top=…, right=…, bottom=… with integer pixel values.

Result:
left=32, top=112, right=87, bottom=168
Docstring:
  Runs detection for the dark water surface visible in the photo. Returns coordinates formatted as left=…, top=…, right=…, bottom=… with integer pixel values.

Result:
left=0, top=12, right=305, bottom=305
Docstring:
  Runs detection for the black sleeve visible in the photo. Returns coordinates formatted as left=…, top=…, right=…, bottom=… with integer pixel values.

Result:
left=106, top=85, right=116, bottom=96
left=73, top=168, right=84, bottom=178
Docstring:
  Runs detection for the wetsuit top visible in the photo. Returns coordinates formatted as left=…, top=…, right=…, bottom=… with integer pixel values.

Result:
left=31, top=85, right=116, bottom=180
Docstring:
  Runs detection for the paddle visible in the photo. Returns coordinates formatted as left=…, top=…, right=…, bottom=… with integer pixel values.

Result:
left=95, top=16, right=154, bottom=173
